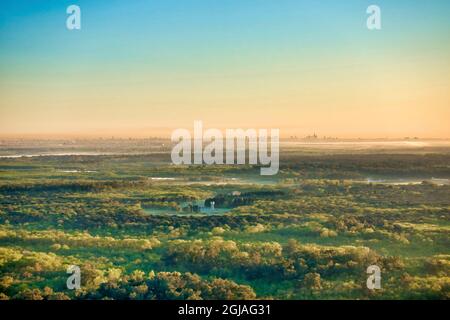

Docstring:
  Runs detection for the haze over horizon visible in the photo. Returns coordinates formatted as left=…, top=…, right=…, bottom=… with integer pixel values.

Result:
left=1, top=0, right=449, bottom=139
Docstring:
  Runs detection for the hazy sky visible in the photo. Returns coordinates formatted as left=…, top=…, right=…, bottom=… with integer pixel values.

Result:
left=0, top=0, right=449, bottom=138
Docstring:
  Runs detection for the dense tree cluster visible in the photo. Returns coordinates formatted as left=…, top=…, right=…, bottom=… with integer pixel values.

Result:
left=82, top=271, right=256, bottom=300
left=0, top=151, right=448, bottom=299
left=164, top=238, right=395, bottom=280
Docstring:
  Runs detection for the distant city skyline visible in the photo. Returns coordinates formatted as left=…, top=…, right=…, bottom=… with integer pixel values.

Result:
left=1, top=0, right=449, bottom=138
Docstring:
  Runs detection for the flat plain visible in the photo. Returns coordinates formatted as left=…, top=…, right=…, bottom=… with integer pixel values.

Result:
left=0, top=139, right=449, bottom=300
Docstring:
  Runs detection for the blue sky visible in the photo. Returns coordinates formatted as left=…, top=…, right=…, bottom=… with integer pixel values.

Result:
left=0, top=1, right=449, bottom=137
left=1, top=0, right=449, bottom=72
